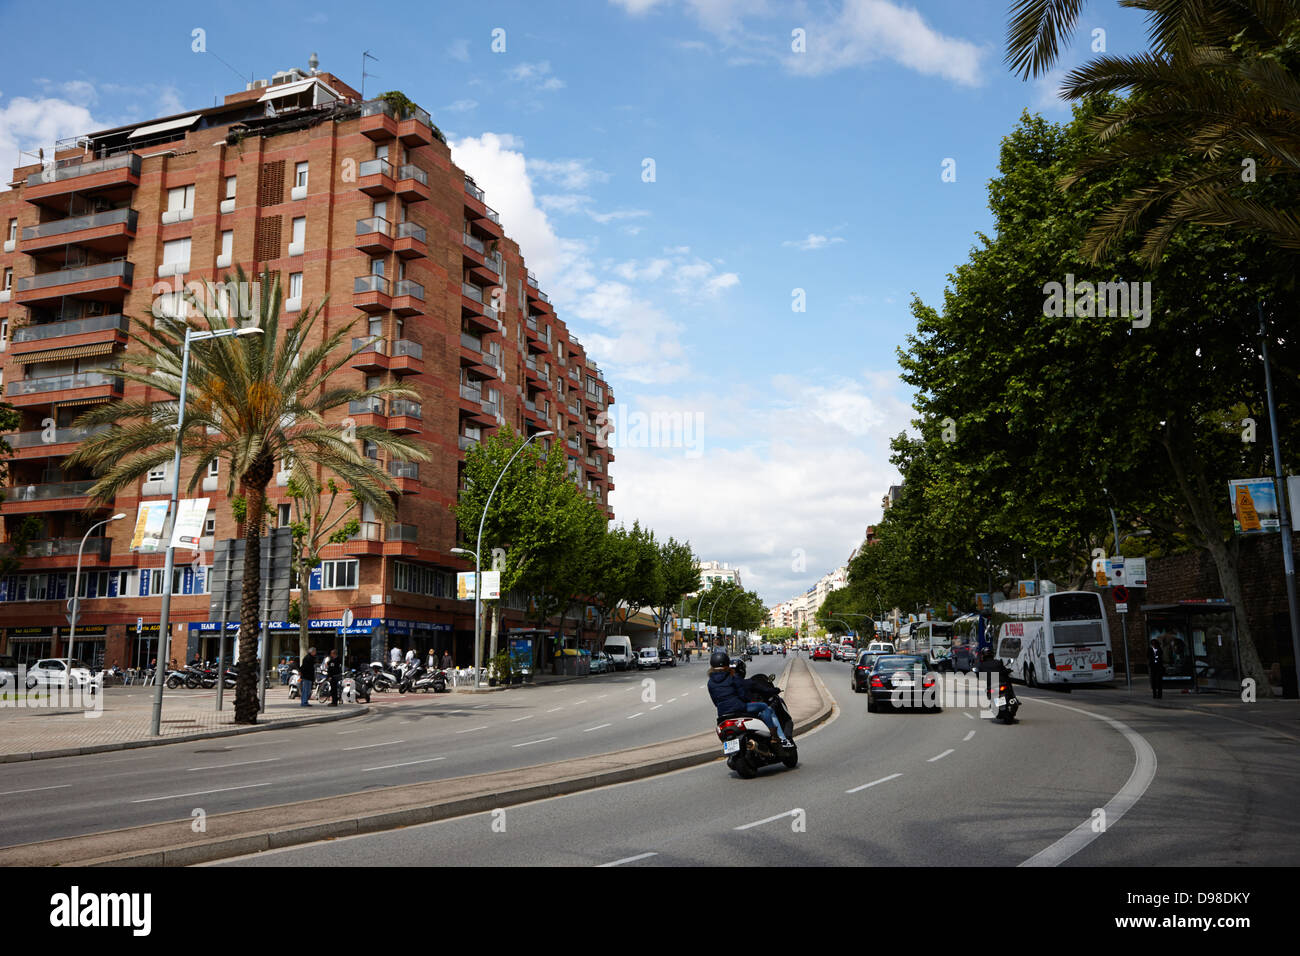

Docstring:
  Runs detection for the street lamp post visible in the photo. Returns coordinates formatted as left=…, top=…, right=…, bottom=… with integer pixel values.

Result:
left=150, top=325, right=263, bottom=737
left=67, top=513, right=126, bottom=670
left=456, top=430, right=552, bottom=689
left=719, top=590, right=744, bottom=648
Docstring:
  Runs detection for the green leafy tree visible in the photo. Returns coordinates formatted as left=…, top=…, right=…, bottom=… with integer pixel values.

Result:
left=68, top=268, right=428, bottom=722
left=286, top=470, right=364, bottom=660
left=650, top=537, right=700, bottom=644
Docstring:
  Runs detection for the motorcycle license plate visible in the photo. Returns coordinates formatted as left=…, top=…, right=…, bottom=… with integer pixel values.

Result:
left=995, top=697, right=1007, bottom=708
left=722, top=739, right=740, bottom=755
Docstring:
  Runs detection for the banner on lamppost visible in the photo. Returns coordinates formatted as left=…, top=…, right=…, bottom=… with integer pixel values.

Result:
left=169, top=497, right=210, bottom=551
left=456, top=572, right=476, bottom=600
left=131, top=501, right=170, bottom=553
left=457, top=571, right=502, bottom=600
left=1229, top=478, right=1279, bottom=533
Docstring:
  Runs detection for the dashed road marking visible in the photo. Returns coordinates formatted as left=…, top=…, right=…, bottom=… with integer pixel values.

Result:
left=455, top=725, right=488, bottom=734
left=845, top=773, right=902, bottom=794
left=133, top=782, right=271, bottom=803
left=735, top=809, right=801, bottom=831
left=598, top=852, right=657, bottom=867
left=342, top=740, right=405, bottom=751
left=187, top=757, right=275, bottom=772
left=512, top=737, right=557, bottom=748
left=928, top=749, right=954, bottom=762
left=364, top=757, right=445, bottom=772
left=963, top=730, right=976, bottom=742
left=583, top=723, right=611, bottom=732
left=627, top=712, right=644, bottom=719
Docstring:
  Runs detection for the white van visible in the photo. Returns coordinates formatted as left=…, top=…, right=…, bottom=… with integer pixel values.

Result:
left=636, top=647, right=661, bottom=670
left=603, top=636, right=635, bottom=671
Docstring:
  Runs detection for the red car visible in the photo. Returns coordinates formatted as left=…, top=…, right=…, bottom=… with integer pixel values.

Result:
left=812, top=645, right=833, bottom=661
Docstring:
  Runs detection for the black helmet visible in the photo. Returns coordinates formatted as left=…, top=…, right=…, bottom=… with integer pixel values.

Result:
left=709, top=650, right=730, bottom=668
left=733, top=660, right=747, bottom=678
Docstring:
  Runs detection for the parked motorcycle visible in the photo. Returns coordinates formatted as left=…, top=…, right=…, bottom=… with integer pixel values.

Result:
left=715, top=674, right=797, bottom=779
left=164, top=668, right=193, bottom=689
left=398, top=660, right=428, bottom=693
left=370, top=661, right=400, bottom=693
left=409, top=664, right=447, bottom=694
left=344, top=668, right=372, bottom=703
left=288, top=668, right=301, bottom=699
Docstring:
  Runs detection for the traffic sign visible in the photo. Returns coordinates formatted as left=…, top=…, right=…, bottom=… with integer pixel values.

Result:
left=65, top=597, right=77, bottom=625
left=1113, top=585, right=1129, bottom=604
left=341, top=609, right=354, bottom=628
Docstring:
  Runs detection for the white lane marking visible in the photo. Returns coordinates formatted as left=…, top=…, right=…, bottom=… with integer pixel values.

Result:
left=455, top=725, right=488, bottom=734
left=627, top=712, right=644, bottom=719
left=342, top=739, right=405, bottom=751
left=583, top=723, right=612, bottom=732
left=0, top=784, right=71, bottom=797
left=597, top=694, right=608, bottom=699
left=511, top=715, right=534, bottom=722
left=681, top=692, right=689, bottom=697
left=1020, top=699, right=1157, bottom=867
left=512, top=736, right=557, bottom=748
left=650, top=704, right=663, bottom=711
left=187, top=757, right=275, bottom=772
left=546, top=707, right=563, bottom=713
left=666, top=697, right=678, bottom=703
left=845, top=773, right=902, bottom=794
left=598, top=852, right=657, bottom=867
left=363, top=757, right=445, bottom=772
left=132, top=782, right=271, bottom=803
left=928, top=749, right=954, bottom=762
left=964, top=712, right=976, bottom=720
left=963, top=730, right=976, bottom=742
left=574, top=699, right=588, bottom=705
left=735, top=808, right=801, bottom=831
left=472, top=704, right=490, bottom=709
left=337, top=729, right=365, bottom=735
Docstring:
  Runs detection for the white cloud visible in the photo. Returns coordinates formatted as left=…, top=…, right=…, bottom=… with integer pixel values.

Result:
left=527, top=157, right=609, bottom=190
left=447, top=38, right=471, bottom=63
left=705, top=272, right=740, bottom=295
left=610, top=0, right=671, bottom=13
left=0, top=94, right=100, bottom=188
left=539, top=193, right=594, bottom=215
left=1031, top=67, right=1072, bottom=111
left=783, top=233, right=846, bottom=251
left=443, top=99, right=479, bottom=113
left=588, top=207, right=650, bottom=224
left=508, top=61, right=566, bottom=91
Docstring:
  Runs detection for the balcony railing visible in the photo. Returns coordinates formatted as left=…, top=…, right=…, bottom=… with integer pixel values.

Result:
left=484, top=205, right=501, bottom=225
left=13, top=313, right=128, bottom=343
left=351, top=521, right=382, bottom=541
left=396, top=164, right=428, bottom=185
left=14, top=537, right=111, bottom=559
left=463, top=232, right=486, bottom=255
left=461, top=282, right=485, bottom=304
left=568, top=367, right=580, bottom=381
left=356, top=216, right=392, bottom=236
left=387, top=523, right=419, bottom=542
left=538, top=290, right=550, bottom=304
left=7, top=371, right=122, bottom=397
left=351, top=336, right=387, bottom=355
left=484, top=253, right=502, bottom=276
left=389, top=399, right=422, bottom=419
left=464, top=179, right=485, bottom=202
left=524, top=399, right=537, bottom=412
left=388, top=460, right=419, bottom=480
left=359, top=99, right=432, bottom=127
left=527, top=271, right=538, bottom=288
left=525, top=355, right=537, bottom=371
left=394, top=279, right=424, bottom=300
left=459, top=383, right=482, bottom=402
left=480, top=350, right=500, bottom=369
left=392, top=339, right=422, bottom=359
left=16, top=260, right=133, bottom=293
left=480, top=399, right=498, bottom=417
left=396, top=221, right=426, bottom=243
left=358, top=158, right=394, bottom=179
left=526, top=315, right=538, bottom=331
left=22, top=208, right=137, bottom=242
left=354, top=274, right=391, bottom=295
left=460, top=332, right=483, bottom=351
left=458, top=435, right=479, bottom=451
left=5, top=479, right=96, bottom=501
left=7, top=424, right=109, bottom=448
left=26, top=152, right=140, bottom=187
left=348, top=398, right=386, bottom=415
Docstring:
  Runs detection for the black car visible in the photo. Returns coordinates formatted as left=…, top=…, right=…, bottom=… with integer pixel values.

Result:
left=850, top=651, right=882, bottom=692
left=863, top=654, right=936, bottom=713
left=658, top=646, right=677, bottom=667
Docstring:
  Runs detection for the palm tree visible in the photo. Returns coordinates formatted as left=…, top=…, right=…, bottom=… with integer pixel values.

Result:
left=1007, top=0, right=1300, bottom=263
left=67, top=268, right=429, bottom=723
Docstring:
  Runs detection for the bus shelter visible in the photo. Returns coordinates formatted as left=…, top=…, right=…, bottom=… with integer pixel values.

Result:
left=1141, top=601, right=1240, bottom=694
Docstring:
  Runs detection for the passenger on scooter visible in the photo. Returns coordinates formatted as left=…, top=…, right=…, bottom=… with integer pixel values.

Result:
left=707, top=651, right=793, bottom=749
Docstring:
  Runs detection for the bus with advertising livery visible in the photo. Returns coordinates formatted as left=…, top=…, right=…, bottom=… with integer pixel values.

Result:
left=990, top=590, right=1113, bottom=686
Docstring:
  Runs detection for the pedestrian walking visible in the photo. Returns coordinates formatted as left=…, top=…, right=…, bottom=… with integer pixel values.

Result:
left=1147, top=639, right=1164, bottom=700
left=441, top=649, right=452, bottom=670
left=299, top=646, right=317, bottom=707
left=326, top=649, right=342, bottom=706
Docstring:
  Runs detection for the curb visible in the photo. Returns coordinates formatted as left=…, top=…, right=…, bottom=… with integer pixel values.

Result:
left=0, top=706, right=369, bottom=764
left=10, top=660, right=833, bottom=867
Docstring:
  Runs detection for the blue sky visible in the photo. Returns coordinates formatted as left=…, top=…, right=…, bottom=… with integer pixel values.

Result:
left=0, top=0, right=1152, bottom=604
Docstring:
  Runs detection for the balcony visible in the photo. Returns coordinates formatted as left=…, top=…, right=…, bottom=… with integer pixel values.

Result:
left=359, top=99, right=399, bottom=140
left=527, top=271, right=538, bottom=288
left=458, top=435, right=479, bottom=452
left=6, top=424, right=109, bottom=460
left=6, top=370, right=123, bottom=407
left=21, top=208, right=138, bottom=256
left=395, top=164, right=430, bottom=202
left=347, top=397, right=387, bottom=428
left=390, top=338, right=423, bottom=375
left=388, top=399, right=422, bottom=433
left=459, top=383, right=483, bottom=403
left=353, top=274, right=392, bottom=312
left=346, top=520, right=384, bottom=556
left=355, top=217, right=393, bottom=255
left=465, top=179, right=486, bottom=203
left=394, top=221, right=427, bottom=259
left=14, top=260, right=133, bottom=306
left=2, top=479, right=97, bottom=513
left=460, top=281, right=498, bottom=331
left=357, top=158, right=396, bottom=197
left=10, top=312, right=129, bottom=354
left=396, top=106, right=434, bottom=147
left=24, top=153, right=141, bottom=204
left=387, top=522, right=419, bottom=542
left=349, top=336, right=388, bottom=372
left=392, top=279, right=424, bottom=316
left=10, top=536, right=112, bottom=561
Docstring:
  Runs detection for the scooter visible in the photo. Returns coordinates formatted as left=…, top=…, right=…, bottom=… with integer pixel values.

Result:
left=345, top=668, right=372, bottom=703
left=715, top=674, right=798, bottom=779
left=992, top=679, right=1020, bottom=723
left=370, top=661, right=401, bottom=692
left=410, top=665, right=447, bottom=693
left=398, top=661, right=435, bottom=693
left=288, top=668, right=302, bottom=699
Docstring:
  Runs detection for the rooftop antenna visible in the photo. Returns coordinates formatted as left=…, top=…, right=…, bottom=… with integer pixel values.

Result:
left=361, top=50, right=378, bottom=99
left=204, top=46, right=252, bottom=87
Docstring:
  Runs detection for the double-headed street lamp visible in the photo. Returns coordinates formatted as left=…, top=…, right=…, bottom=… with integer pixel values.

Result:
left=453, top=429, right=553, bottom=689
left=151, top=325, right=263, bottom=737
left=67, top=513, right=126, bottom=665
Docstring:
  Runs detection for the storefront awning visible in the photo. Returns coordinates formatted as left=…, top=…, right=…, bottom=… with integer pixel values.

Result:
left=128, top=114, right=200, bottom=139
left=11, top=342, right=117, bottom=364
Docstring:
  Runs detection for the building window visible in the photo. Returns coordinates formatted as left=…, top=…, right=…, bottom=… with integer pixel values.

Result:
left=147, top=461, right=168, bottom=482
left=295, top=162, right=309, bottom=189
left=370, top=258, right=385, bottom=277
left=288, top=272, right=303, bottom=303
left=163, top=237, right=192, bottom=271
left=167, top=185, right=196, bottom=215
left=6, top=219, right=15, bottom=242
left=319, top=559, right=358, bottom=590
left=290, top=216, right=305, bottom=254
left=220, top=230, right=233, bottom=260
left=4, top=268, right=14, bottom=291
left=207, top=459, right=219, bottom=478
left=225, top=175, right=237, bottom=199
left=204, top=510, right=216, bottom=536
left=278, top=503, right=292, bottom=527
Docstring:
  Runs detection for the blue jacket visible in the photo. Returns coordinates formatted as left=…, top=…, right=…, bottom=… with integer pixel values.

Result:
left=708, top=670, right=749, bottom=715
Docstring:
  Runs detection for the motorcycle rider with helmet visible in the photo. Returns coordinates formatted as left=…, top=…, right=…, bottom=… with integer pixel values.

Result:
left=707, top=650, right=794, bottom=750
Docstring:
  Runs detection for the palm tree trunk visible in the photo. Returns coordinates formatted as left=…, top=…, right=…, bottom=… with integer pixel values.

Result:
left=235, top=460, right=274, bottom=723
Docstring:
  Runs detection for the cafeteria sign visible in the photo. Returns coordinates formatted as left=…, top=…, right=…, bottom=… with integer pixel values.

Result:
left=1229, top=479, right=1279, bottom=533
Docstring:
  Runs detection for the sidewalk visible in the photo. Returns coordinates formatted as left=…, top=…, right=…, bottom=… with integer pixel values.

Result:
left=0, top=656, right=834, bottom=866
left=0, top=686, right=366, bottom=762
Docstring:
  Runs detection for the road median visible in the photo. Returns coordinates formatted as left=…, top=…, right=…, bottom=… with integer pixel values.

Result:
left=0, top=656, right=834, bottom=867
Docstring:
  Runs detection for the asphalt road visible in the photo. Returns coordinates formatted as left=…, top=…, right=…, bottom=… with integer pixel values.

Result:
left=0, top=657, right=761, bottom=848
left=217, top=654, right=1300, bottom=867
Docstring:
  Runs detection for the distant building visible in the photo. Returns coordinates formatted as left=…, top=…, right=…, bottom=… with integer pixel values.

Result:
left=694, top=560, right=741, bottom=594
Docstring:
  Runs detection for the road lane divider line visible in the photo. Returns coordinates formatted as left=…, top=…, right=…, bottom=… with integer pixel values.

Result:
left=928, top=749, right=954, bottom=762
left=1019, top=699, right=1157, bottom=868
left=132, top=782, right=271, bottom=803
left=187, top=757, right=275, bottom=772
left=963, top=730, right=976, bottom=742
left=845, top=773, right=902, bottom=794
left=650, top=704, right=663, bottom=711
left=511, top=715, right=534, bottom=722
left=342, top=740, right=405, bottom=751
left=546, top=708, right=563, bottom=713
left=598, top=852, right=657, bottom=867
left=666, top=698, right=678, bottom=703
left=0, top=784, right=71, bottom=797
left=574, top=699, right=588, bottom=705
left=512, top=737, right=557, bottom=748
left=583, top=723, right=611, bottom=732
left=734, top=809, right=801, bottom=831
left=455, top=726, right=488, bottom=734
left=627, top=713, right=644, bottom=719
left=364, top=757, right=445, bottom=772
left=963, top=712, right=975, bottom=720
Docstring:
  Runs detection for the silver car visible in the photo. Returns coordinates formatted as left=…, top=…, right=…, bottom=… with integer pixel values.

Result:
left=26, top=658, right=95, bottom=690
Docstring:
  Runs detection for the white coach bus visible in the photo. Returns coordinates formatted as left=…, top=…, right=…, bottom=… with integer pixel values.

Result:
left=912, top=620, right=955, bottom=669
left=990, top=590, right=1113, bottom=687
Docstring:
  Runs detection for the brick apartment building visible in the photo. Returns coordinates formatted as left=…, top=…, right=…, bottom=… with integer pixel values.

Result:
left=0, top=64, right=615, bottom=671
